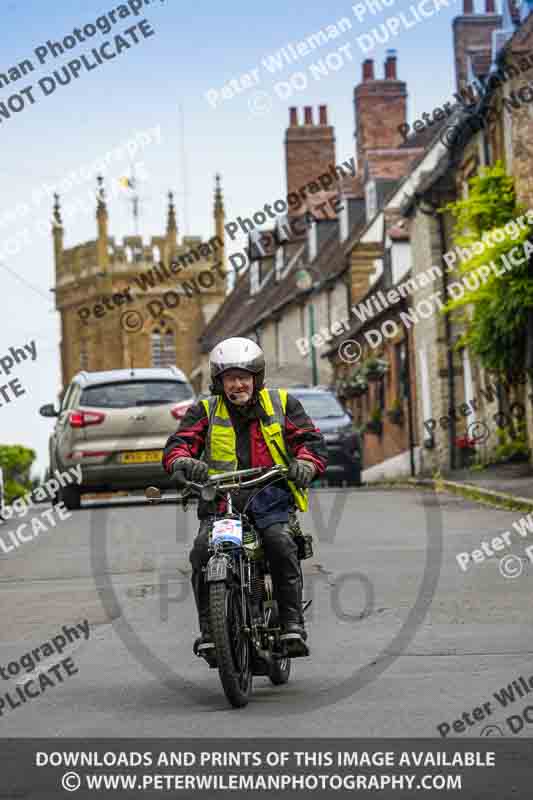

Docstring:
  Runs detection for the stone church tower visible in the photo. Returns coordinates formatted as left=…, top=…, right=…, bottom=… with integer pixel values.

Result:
left=52, top=176, right=227, bottom=390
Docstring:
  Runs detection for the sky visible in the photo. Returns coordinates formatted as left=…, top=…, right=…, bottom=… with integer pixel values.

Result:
left=0, top=0, right=468, bottom=476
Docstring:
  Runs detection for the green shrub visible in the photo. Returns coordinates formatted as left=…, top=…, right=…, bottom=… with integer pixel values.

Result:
left=0, top=445, right=36, bottom=503
left=492, top=425, right=530, bottom=463
left=441, top=161, right=533, bottom=374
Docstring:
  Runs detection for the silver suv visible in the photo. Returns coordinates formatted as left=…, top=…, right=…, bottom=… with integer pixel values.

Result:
left=39, top=367, right=195, bottom=509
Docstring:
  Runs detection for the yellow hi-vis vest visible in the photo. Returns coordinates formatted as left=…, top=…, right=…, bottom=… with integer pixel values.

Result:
left=201, top=387, right=308, bottom=512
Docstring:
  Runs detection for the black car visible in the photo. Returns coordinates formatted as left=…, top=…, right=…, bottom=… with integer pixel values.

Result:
left=289, top=387, right=362, bottom=487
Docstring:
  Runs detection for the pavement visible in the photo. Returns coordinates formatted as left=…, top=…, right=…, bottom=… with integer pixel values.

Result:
left=448, top=461, right=533, bottom=498
left=0, top=485, right=532, bottom=739
left=410, top=461, right=533, bottom=511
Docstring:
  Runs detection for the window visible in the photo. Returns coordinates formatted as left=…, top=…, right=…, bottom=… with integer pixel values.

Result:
left=275, top=246, right=284, bottom=281
left=395, top=341, right=408, bottom=400
left=339, top=197, right=349, bottom=242
left=80, top=380, right=192, bottom=408
left=151, top=324, right=176, bottom=368
left=250, top=262, right=261, bottom=295
left=462, top=348, right=476, bottom=422
left=308, top=220, right=318, bottom=262
left=365, top=180, right=377, bottom=221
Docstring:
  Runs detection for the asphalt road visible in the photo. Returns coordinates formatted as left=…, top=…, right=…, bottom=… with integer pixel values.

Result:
left=1, top=486, right=532, bottom=737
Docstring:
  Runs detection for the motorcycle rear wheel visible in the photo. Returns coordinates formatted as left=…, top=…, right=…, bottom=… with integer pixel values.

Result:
left=209, top=581, right=252, bottom=708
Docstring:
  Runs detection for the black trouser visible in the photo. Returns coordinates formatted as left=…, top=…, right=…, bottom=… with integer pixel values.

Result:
left=189, top=518, right=303, bottom=630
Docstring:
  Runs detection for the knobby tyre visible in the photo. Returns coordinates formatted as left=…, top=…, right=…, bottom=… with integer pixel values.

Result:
left=209, top=580, right=252, bottom=708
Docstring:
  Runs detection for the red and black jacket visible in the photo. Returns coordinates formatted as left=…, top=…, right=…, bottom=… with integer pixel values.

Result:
left=163, top=391, right=328, bottom=522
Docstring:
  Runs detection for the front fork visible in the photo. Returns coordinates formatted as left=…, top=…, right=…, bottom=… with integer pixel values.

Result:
left=205, top=550, right=251, bottom=637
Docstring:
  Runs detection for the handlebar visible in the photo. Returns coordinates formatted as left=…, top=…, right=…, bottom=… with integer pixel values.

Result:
left=176, top=464, right=288, bottom=494
left=145, top=464, right=290, bottom=504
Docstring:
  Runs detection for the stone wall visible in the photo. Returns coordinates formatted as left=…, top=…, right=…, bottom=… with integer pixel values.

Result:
left=55, top=236, right=225, bottom=387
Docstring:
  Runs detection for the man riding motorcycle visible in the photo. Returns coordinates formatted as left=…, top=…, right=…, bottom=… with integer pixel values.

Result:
left=162, top=337, right=328, bottom=658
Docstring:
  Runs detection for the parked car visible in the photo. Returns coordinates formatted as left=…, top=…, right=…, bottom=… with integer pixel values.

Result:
left=288, top=387, right=362, bottom=487
left=39, top=367, right=195, bottom=509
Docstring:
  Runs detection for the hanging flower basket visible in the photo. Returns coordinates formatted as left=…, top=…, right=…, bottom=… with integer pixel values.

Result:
left=363, top=357, right=389, bottom=382
left=347, top=369, right=368, bottom=397
left=348, top=382, right=368, bottom=398
left=344, top=367, right=369, bottom=397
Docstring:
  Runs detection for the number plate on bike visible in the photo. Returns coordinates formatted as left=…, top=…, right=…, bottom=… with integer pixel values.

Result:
left=212, top=518, right=242, bottom=546
left=207, top=558, right=228, bottom=581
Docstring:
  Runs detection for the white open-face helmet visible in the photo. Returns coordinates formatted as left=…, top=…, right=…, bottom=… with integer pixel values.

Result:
left=209, top=337, right=265, bottom=395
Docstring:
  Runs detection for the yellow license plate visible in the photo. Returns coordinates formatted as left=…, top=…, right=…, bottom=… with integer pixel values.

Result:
left=119, top=450, right=163, bottom=464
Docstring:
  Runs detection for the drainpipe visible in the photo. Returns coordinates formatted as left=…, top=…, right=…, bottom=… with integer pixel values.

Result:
left=402, top=305, right=416, bottom=477
left=438, top=211, right=457, bottom=471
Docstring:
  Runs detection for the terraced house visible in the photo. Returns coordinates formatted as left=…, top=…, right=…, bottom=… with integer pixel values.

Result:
left=328, top=0, right=533, bottom=478
left=196, top=0, right=533, bottom=481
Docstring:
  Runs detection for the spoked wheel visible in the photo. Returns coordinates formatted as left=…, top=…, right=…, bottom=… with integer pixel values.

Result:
left=265, top=599, right=291, bottom=686
left=209, top=581, right=252, bottom=708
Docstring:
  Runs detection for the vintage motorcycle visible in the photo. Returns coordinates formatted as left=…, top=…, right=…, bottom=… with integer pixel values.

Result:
left=147, top=464, right=313, bottom=708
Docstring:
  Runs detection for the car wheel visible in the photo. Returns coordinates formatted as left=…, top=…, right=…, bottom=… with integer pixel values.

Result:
left=58, top=484, right=82, bottom=510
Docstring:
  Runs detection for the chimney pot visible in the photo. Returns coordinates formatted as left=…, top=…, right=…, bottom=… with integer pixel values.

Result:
left=362, top=59, right=375, bottom=81
left=485, top=0, right=496, bottom=11
left=304, top=106, right=313, bottom=124
left=289, top=107, right=298, bottom=126
left=318, top=104, right=328, bottom=125
left=385, top=49, right=398, bottom=79
left=463, top=0, right=474, bottom=12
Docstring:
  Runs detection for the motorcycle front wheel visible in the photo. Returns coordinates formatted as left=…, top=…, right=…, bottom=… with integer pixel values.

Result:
left=209, top=580, right=252, bottom=708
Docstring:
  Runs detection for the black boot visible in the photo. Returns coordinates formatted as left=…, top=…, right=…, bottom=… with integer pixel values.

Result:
left=278, top=580, right=309, bottom=657
left=191, top=570, right=216, bottom=660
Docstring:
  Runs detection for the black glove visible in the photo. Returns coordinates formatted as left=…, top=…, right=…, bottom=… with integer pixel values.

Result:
left=171, top=457, right=209, bottom=483
left=287, top=459, right=316, bottom=489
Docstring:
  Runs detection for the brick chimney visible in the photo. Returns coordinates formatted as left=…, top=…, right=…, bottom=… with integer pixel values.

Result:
left=353, top=50, right=407, bottom=176
left=285, top=104, right=336, bottom=213
left=453, top=0, right=502, bottom=90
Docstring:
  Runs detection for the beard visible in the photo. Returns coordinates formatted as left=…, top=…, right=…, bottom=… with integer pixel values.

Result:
left=227, top=389, right=252, bottom=405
